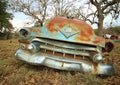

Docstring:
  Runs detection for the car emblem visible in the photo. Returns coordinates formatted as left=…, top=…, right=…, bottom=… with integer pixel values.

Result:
left=65, top=27, right=72, bottom=33
left=55, top=25, right=80, bottom=38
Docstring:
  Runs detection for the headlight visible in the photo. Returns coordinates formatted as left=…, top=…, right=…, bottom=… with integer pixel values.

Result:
left=92, top=53, right=103, bottom=62
left=19, top=28, right=31, bottom=40
left=28, top=42, right=40, bottom=53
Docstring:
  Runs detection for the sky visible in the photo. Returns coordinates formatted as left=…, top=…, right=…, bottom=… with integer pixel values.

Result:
left=10, top=12, right=34, bottom=31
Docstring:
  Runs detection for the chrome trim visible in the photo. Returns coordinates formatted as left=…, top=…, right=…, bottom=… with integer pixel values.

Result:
left=40, top=44, right=90, bottom=56
left=15, top=49, right=114, bottom=75
left=31, top=38, right=103, bottom=62
left=32, top=38, right=101, bottom=52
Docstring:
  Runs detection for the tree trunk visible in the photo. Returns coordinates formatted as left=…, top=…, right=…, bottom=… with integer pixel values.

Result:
left=4, top=32, right=10, bottom=39
left=98, top=18, right=103, bottom=36
left=97, top=7, right=104, bottom=36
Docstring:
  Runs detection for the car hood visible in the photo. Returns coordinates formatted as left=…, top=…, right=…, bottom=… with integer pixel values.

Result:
left=20, top=17, right=105, bottom=47
left=40, top=17, right=105, bottom=47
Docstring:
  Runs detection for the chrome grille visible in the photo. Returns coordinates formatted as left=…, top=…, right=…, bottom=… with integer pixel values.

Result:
left=32, top=38, right=100, bottom=61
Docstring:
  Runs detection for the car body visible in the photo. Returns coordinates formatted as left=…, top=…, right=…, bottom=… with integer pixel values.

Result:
left=15, top=16, right=114, bottom=75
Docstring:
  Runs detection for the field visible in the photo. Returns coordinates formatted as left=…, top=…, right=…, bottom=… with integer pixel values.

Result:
left=0, top=39, right=120, bottom=85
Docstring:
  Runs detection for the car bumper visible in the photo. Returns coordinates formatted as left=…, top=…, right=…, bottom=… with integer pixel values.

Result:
left=15, top=49, right=114, bottom=75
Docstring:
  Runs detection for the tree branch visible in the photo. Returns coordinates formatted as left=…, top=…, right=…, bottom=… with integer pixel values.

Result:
left=102, top=0, right=120, bottom=11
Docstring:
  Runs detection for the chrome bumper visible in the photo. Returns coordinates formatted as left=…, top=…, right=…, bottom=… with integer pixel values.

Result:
left=15, top=49, right=114, bottom=75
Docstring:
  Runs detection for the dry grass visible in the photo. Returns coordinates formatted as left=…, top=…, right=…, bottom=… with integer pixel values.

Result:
left=0, top=39, right=120, bottom=85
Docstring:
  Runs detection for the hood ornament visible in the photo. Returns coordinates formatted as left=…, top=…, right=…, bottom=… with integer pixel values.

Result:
left=55, top=25, right=80, bottom=39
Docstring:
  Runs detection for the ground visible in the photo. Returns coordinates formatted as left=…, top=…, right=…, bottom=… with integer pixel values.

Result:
left=0, top=39, right=120, bottom=85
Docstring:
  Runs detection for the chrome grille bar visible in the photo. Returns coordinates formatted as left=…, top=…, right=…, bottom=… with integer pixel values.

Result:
left=32, top=38, right=100, bottom=52
left=40, top=44, right=90, bottom=56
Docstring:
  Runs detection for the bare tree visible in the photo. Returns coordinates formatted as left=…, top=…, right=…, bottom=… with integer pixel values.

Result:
left=10, top=0, right=81, bottom=26
left=74, top=0, right=120, bottom=36
left=10, top=0, right=51, bottom=27
left=50, top=0, right=80, bottom=17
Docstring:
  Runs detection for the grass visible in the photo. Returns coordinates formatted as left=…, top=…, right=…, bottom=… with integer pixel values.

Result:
left=0, top=39, right=120, bottom=85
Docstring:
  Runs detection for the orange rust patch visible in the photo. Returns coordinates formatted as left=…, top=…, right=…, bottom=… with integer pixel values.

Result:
left=46, top=19, right=57, bottom=32
left=65, top=17, right=94, bottom=41
left=35, top=29, right=41, bottom=36
left=46, top=17, right=67, bottom=32
left=18, top=39, right=30, bottom=44
left=61, top=62, right=64, bottom=67
left=28, top=27, right=41, bottom=35
left=46, top=16, right=94, bottom=42
left=93, top=63, right=98, bottom=74
left=75, top=26, right=94, bottom=42
left=28, top=27, right=33, bottom=31
left=36, top=29, right=41, bottom=33
left=93, top=36, right=104, bottom=44
left=46, top=16, right=94, bottom=41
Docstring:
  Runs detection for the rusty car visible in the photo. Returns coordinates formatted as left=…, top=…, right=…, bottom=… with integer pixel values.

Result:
left=15, top=16, right=114, bottom=75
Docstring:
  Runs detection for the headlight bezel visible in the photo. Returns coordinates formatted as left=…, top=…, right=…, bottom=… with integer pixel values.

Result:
left=19, top=28, right=31, bottom=40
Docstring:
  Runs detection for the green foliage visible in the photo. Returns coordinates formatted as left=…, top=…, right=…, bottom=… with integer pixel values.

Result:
left=108, top=26, right=120, bottom=35
left=0, top=32, right=6, bottom=37
left=34, top=21, right=41, bottom=27
left=94, top=26, right=120, bottom=36
left=0, top=0, right=13, bottom=31
left=94, top=29, right=99, bottom=35
left=0, top=32, right=19, bottom=39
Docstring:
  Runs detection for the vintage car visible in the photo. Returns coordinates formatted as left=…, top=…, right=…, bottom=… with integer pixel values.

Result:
left=15, top=16, right=114, bottom=75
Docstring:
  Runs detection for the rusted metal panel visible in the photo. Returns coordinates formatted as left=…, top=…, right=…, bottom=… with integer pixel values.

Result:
left=19, top=17, right=105, bottom=47
left=40, top=17, right=105, bottom=47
